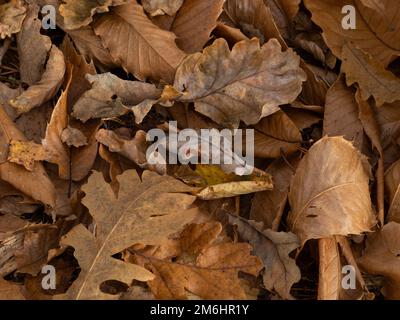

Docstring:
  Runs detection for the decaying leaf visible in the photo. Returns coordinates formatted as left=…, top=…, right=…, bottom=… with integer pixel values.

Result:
left=165, top=38, right=306, bottom=128
left=228, top=214, right=300, bottom=299
left=0, top=0, right=26, bottom=39
left=130, top=221, right=263, bottom=299
left=142, top=0, right=184, bottom=16
left=60, top=0, right=127, bottom=30
left=9, top=45, right=66, bottom=115
left=7, top=140, right=47, bottom=171
left=72, top=73, right=161, bottom=122
left=288, top=136, right=376, bottom=244
left=57, top=170, right=200, bottom=299
left=358, top=222, right=400, bottom=299
left=341, top=43, right=400, bottom=107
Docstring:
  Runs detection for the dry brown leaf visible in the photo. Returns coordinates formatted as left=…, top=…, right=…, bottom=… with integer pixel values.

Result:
left=0, top=82, right=23, bottom=120
left=385, top=160, right=400, bottom=223
left=0, top=105, right=56, bottom=207
left=280, top=0, right=300, bottom=20
left=288, top=136, right=376, bottom=244
left=304, top=0, right=400, bottom=67
left=57, top=170, right=200, bottom=299
left=224, top=0, right=285, bottom=46
left=60, top=0, right=126, bottom=30
left=96, top=128, right=165, bottom=174
left=72, top=73, right=161, bottom=122
left=166, top=38, right=306, bottom=128
left=142, top=0, right=184, bottom=16
left=7, top=140, right=47, bottom=171
left=0, top=278, right=25, bottom=300
left=341, top=43, right=400, bottom=107
left=17, top=3, right=52, bottom=85
left=253, top=110, right=302, bottom=158
left=323, top=75, right=365, bottom=150
left=9, top=45, right=66, bottom=115
left=131, top=221, right=263, bottom=299
left=61, top=126, right=88, bottom=148
left=228, top=214, right=300, bottom=299
left=357, top=222, right=400, bottom=299
left=171, top=0, right=225, bottom=53
left=93, top=0, right=186, bottom=83
left=0, top=0, right=26, bottom=39
left=251, top=156, right=299, bottom=230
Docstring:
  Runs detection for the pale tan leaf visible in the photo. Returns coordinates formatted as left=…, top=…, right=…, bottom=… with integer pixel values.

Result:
left=60, top=0, right=127, bottom=30
left=0, top=0, right=26, bottom=39
left=57, top=170, right=199, bottom=299
left=317, top=237, right=341, bottom=300
left=61, top=126, right=88, bottom=148
left=93, top=0, right=186, bottom=82
left=9, top=45, right=66, bottom=115
left=288, top=136, right=376, bottom=244
left=72, top=73, right=161, bottom=122
left=142, top=0, right=184, bottom=16
left=168, top=38, right=306, bottom=128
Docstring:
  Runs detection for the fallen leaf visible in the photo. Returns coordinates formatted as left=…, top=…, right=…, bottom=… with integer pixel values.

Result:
left=17, top=3, right=52, bottom=85
left=7, top=140, right=47, bottom=171
left=0, top=278, right=25, bottom=300
left=142, top=0, right=184, bottom=16
left=72, top=73, right=161, bottom=122
left=341, top=43, right=400, bottom=107
left=304, top=0, right=400, bottom=67
left=166, top=38, right=306, bottom=128
left=0, top=0, right=26, bottom=39
left=57, top=170, right=200, bottom=299
left=228, top=214, right=300, bottom=299
left=61, top=126, right=88, bottom=148
left=357, top=222, right=400, bottom=299
left=9, top=45, right=66, bottom=115
left=93, top=0, right=186, bottom=82
left=287, top=136, right=376, bottom=244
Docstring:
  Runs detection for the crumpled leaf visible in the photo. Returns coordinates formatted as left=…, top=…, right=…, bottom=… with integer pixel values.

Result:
left=9, top=45, right=66, bottom=115
left=72, top=73, right=161, bottom=122
left=341, top=42, right=400, bottom=107
left=357, top=222, right=400, bottom=299
left=228, top=214, right=300, bottom=299
left=304, top=0, right=400, bottom=67
left=93, top=0, right=186, bottom=82
left=57, top=170, right=200, bottom=299
left=142, top=0, right=184, bottom=16
left=164, top=38, right=306, bottom=128
left=60, top=0, right=127, bottom=30
left=287, top=136, right=377, bottom=244
left=0, top=106, right=56, bottom=207
left=130, top=221, right=263, bottom=299
left=17, top=3, right=52, bottom=85
left=61, top=126, right=88, bottom=148
left=7, top=140, right=47, bottom=171
left=0, top=0, right=26, bottom=39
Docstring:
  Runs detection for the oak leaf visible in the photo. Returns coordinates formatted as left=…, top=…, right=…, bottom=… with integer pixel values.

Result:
left=165, top=38, right=306, bottom=128
left=58, top=170, right=200, bottom=299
